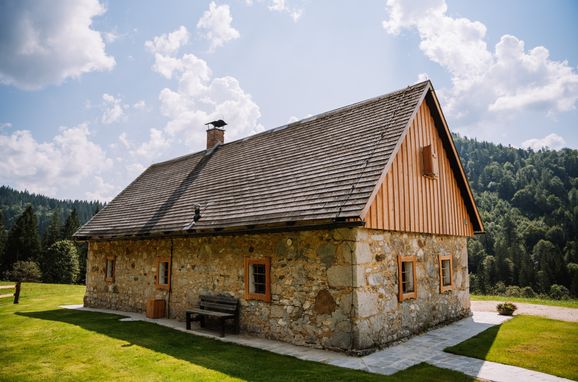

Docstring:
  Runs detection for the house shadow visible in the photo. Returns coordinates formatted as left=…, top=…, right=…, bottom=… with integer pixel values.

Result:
left=16, top=308, right=389, bottom=382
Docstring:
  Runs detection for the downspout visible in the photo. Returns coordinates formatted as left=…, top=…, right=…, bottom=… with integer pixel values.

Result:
left=167, top=238, right=174, bottom=319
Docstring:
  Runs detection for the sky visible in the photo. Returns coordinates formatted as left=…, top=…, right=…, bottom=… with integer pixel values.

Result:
left=0, top=0, right=577, bottom=202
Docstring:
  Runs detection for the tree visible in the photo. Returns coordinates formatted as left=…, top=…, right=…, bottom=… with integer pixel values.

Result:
left=42, top=211, right=62, bottom=249
left=2, top=206, right=41, bottom=272
left=4, top=260, right=42, bottom=282
left=62, top=209, right=80, bottom=240
left=41, top=240, right=79, bottom=284
left=0, top=210, right=6, bottom=268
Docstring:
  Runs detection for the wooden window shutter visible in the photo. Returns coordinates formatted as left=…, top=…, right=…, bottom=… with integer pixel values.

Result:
left=423, top=144, right=438, bottom=178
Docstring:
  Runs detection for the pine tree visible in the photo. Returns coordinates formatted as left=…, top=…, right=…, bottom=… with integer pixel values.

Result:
left=2, top=206, right=42, bottom=271
left=62, top=209, right=80, bottom=240
left=42, top=211, right=62, bottom=249
left=0, top=210, right=6, bottom=266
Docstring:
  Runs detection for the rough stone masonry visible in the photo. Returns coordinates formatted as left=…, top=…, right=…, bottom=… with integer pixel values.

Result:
left=85, top=227, right=470, bottom=352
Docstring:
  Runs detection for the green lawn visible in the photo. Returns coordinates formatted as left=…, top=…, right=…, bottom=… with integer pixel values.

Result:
left=0, top=282, right=477, bottom=382
left=445, top=316, right=578, bottom=380
left=470, top=294, right=578, bottom=309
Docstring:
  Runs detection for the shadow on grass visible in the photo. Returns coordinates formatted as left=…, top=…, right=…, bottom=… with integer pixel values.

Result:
left=17, top=308, right=476, bottom=382
left=444, top=324, right=500, bottom=360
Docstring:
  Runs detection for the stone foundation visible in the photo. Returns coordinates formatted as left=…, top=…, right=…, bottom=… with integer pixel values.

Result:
left=85, top=227, right=469, bottom=352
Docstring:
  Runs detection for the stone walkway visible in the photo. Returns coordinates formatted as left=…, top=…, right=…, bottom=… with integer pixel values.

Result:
left=61, top=305, right=572, bottom=382
left=471, top=300, right=578, bottom=322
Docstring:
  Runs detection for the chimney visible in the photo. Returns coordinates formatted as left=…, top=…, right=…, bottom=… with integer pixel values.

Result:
left=205, top=120, right=227, bottom=149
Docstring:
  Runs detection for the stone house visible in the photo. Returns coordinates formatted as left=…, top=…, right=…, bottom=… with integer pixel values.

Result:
left=74, top=80, right=483, bottom=353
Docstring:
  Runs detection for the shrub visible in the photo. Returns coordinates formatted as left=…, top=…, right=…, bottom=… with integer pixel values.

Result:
left=41, top=240, right=80, bottom=284
left=520, top=286, right=536, bottom=298
left=492, top=281, right=507, bottom=295
left=549, top=284, right=570, bottom=300
left=3, top=261, right=42, bottom=282
left=497, top=302, right=517, bottom=316
left=505, top=285, right=522, bottom=297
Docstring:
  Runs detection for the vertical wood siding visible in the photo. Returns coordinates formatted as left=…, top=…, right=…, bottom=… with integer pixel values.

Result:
left=364, top=101, right=474, bottom=237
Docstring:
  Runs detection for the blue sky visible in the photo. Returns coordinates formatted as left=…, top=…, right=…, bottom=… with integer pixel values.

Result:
left=0, top=0, right=577, bottom=201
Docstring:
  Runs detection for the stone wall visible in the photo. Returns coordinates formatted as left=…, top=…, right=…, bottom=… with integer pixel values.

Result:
left=84, top=227, right=470, bottom=352
left=85, top=228, right=357, bottom=350
left=352, top=229, right=470, bottom=350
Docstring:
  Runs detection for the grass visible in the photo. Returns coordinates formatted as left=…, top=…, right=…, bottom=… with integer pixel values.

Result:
left=0, top=282, right=478, bottom=382
left=445, top=316, right=578, bottom=380
left=470, top=294, right=578, bottom=308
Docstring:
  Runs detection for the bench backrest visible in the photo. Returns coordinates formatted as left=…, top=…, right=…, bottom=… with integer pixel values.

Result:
left=199, top=294, right=238, bottom=314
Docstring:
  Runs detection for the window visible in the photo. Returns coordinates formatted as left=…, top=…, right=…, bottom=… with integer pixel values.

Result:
left=398, top=255, right=417, bottom=301
left=244, top=257, right=271, bottom=302
left=155, top=257, right=171, bottom=290
left=105, top=256, right=115, bottom=283
left=439, top=255, right=453, bottom=292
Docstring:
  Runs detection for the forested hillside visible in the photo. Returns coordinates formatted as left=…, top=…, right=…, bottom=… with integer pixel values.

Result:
left=454, top=135, right=578, bottom=298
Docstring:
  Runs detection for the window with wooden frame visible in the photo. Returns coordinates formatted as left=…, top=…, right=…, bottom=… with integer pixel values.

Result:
left=398, top=255, right=417, bottom=301
left=439, top=254, right=453, bottom=292
left=105, top=256, right=115, bottom=283
left=244, top=257, right=271, bottom=302
left=155, top=257, right=171, bottom=290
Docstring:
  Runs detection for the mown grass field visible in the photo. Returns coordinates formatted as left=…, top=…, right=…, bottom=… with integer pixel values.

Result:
left=445, top=315, right=578, bottom=380
left=0, top=282, right=478, bottom=382
left=470, top=294, right=578, bottom=309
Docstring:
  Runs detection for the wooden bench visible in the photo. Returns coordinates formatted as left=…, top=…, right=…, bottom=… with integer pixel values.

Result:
left=185, top=295, right=239, bottom=337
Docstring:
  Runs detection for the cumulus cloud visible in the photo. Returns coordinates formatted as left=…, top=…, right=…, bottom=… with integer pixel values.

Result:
left=0, top=0, right=115, bottom=90
left=197, top=2, right=240, bottom=52
left=522, top=133, right=567, bottom=151
left=101, top=93, right=127, bottom=124
left=382, top=0, right=578, bottom=126
left=85, top=176, right=116, bottom=201
left=140, top=27, right=263, bottom=162
left=133, top=100, right=146, bottom=110
left=0, top=122, right=12, bottom=130
left=268, top=0, right=303, bottom=22
left=145, top=25, right=189, bottom=56
left=0, top=123, right=113, bottom=196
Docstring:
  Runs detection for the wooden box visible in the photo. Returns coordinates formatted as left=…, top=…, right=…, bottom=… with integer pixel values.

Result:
left=422, top=144, right=439, bottom=177
left=146, top=299, right=166, bottom=319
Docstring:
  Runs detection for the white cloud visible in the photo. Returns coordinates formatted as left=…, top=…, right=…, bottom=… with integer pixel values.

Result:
left=101, top=93, right=127, bottom=124
left=0, top=0, right=115, bottom=90
left=521, top=133, right=566, bottom=151
left=139, top=27, right=263, bottom=161
left=196, top=2, right=240, bottom=52
left=133, top=100, right=146, bottom=110
left=145, top=25, right=189, bottom=56
left=0, top=123, right=113, bottom=196
left=268, top=0, right=303, bottom=22
left=0, top=122, right=12, bottom=130
left=85, top=176, right=116, bottom=201
left=382, top=0, right=578, bottom=127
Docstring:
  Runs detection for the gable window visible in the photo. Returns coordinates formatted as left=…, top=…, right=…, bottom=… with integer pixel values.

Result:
left=439, top=255, right=453, bottom=292
left=244, top=257, right=271, bottom=302
left=105, top=256, right=115, bottom=283
left=398, top=255, right=417, bottom=301
left=155, top=257, right=171, bottom=290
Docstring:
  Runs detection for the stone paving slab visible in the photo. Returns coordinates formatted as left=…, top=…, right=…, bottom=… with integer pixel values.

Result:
left=61, top=305, right=572, bottom=382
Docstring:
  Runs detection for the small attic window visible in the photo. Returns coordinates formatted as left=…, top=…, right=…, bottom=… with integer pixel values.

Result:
left=423, top=144, right=439, bottom=178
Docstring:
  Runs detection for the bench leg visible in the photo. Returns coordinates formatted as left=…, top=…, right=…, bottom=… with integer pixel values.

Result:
left=220, top=318, right=225, bottom=338
left=186, top=312, right=192, bottom=330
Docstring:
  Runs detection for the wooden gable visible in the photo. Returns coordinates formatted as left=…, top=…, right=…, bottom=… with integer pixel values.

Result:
left=361, top=92, right=480, bottom=237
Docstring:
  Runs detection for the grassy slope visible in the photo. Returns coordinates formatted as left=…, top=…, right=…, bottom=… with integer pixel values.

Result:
left=0, top=282, right=477, bottom=382
left=470, top=294, right=578, bottom=308
left=445, top=316, right=578, bottom=380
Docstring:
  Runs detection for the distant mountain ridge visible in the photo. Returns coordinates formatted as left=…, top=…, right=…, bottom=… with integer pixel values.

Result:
left=0, top=185, right=103, bottom=235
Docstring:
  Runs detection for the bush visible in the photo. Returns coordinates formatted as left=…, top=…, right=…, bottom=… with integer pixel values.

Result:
left=520, top=286, right=536, bottom=298
left=3, top=261, right=42, bottom=282
left=492, top=281, right=507, bottom=295
left=505, top=285, right=522, bottom=297
left=497, top=302, right=517, bottom=316
left=549, top=284, right=570, bottom=300
left=41, top=240, right=80, bottom=284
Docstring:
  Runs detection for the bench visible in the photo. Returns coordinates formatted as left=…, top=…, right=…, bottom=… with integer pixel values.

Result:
left=185, top=295, right=239, bottom=337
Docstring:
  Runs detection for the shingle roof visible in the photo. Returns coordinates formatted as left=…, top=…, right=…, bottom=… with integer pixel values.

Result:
left=75, top=81, right=430, bottom=239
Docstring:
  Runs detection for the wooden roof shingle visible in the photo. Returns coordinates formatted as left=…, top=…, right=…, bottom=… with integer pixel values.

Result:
left=75, top=81, right=433, bottom=239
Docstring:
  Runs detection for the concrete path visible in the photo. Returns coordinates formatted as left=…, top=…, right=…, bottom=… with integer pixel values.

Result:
left=471, top=300, right=578, bottom=322
left=61, top=305, right=572, bottom=382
